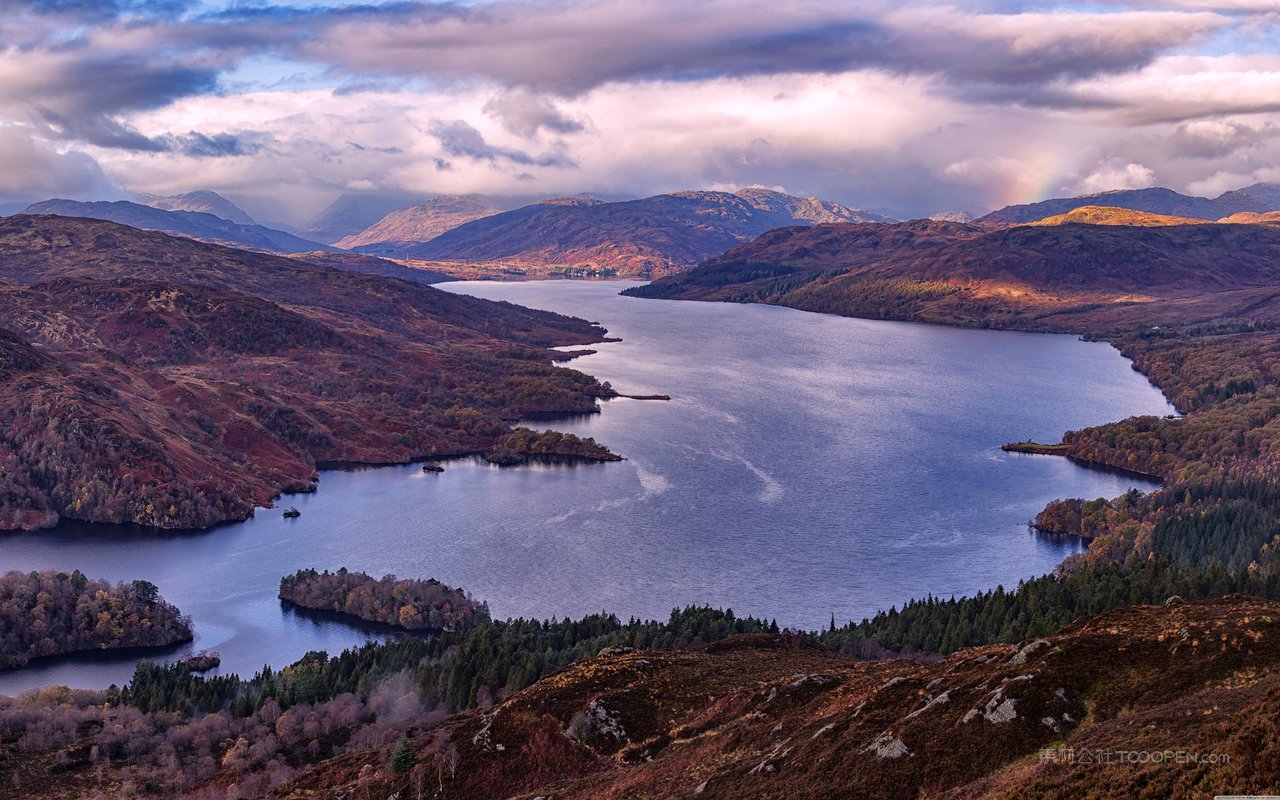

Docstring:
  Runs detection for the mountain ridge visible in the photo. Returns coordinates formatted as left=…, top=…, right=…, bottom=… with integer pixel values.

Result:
left=137, top=190, right=256, bottom=225
left=366, top=188, right=894, bottom=278
left=979, top=186, right=1274, bottom=224
left=20, top=199, right=335, bottom=255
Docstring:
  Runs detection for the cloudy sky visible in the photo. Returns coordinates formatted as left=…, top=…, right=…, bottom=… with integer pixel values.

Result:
left=0, top=0, right=1278, bottom=223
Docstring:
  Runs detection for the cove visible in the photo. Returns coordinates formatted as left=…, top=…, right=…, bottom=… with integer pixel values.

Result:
left=0, top=280, right=1174, bottom=694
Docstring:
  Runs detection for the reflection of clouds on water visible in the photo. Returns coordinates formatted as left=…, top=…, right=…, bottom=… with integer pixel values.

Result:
left=635, top=464, right=673, bottom=495
left=680, top=396, right=739, bottom=426
left=710, top=448, right=783, bottom=503
left=545, top=461, right=673, bottom=524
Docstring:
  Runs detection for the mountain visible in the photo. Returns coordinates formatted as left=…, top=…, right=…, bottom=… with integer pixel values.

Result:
left=1237, top=181, right=1280, bottom=210
left=928, top=209, right=975, bottom=222
left=138, top=190, right=256, bottom=225
left=627, top=216, right=1280, bottom=331
left=21, top=199, right=334, bottom=255
left=370, top=189, right=894, bottom=278
left=299, top=192, right=426, bottom=244
left=335, top=194, right=520, bottom=252
left=279, top=596, right=1280, bottom=799
left=733, top=187, right=894, bottom=224
left=1026, top=205, right=1210, bottom=227
left=979, top=186, right=1270, bottom=224
left=0, top=214, right=612, bottom=531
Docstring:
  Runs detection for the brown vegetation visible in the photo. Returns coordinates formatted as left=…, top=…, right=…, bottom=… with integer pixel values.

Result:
left=0, top=215, right=616, bottom=530
left=275, top=597, right=1280, bottom=800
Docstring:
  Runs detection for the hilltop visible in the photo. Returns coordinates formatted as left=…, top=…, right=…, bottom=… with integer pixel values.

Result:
left=360, top=189, right=893, bottom=278
left=0, top=215, right=613, bottom=530
left=1026, top=205, right=1210, bottom=227
left=138, top=190, right=256, bottom=225
left=20, top=200, right=332, bottom=255
left=979, top=186, right=1272, bottom=224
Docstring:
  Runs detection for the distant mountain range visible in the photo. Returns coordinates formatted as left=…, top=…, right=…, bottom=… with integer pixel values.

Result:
left=353, top=189, right=894, bottom=278
left=336, top=195, right=524, bottom=251
left=299, top=192, right=430, bottom=244
left=21, top=199, right=334, bottom=255
left=979, top=185, right=1279, bottom=224
left=138, top=190, right=256, bottom=225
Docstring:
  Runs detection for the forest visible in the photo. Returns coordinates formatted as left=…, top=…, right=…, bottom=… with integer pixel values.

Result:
left=0, top=570, right=191, bottom=669
left=278, top=569, right=489, bottom=632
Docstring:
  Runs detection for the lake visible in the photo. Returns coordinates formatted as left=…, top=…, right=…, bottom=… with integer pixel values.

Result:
left=0, top=281, right=1175, bottom=694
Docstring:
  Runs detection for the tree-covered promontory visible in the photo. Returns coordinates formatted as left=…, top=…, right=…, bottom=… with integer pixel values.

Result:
left=0, top=570, right=192, bottom=669
left=278, top=569, right=490, bottom=632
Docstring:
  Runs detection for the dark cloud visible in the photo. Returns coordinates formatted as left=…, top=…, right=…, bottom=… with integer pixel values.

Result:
left=429, top=119, right=577, bottom=168
left=483, top=90, right=584, bottom=138
left=165, top=131, right=261, bottom=157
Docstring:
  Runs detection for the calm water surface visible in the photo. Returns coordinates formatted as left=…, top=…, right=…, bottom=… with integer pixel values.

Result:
left=0, top=281, right=1175, bottom=693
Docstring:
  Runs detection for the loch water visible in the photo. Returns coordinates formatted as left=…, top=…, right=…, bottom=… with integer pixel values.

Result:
left=0, top=281, right=1175, bottom=694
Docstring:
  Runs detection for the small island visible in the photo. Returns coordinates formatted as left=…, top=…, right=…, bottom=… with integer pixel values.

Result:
left=278, top=568, right=489, bottom=632
left=0, top=570, right=192, bottom=669
left=485, top=427, right=623, bottom=465
left=1001, top=440, right=1075, bottom=456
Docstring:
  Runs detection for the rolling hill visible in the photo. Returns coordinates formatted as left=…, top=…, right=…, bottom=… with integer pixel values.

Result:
left=979, top=186, right=1272, bottom=224
left=1026, top=205, right=1210, bottom=227
left=20, top=200, right=334, bottom=255
left=0, top=214, right=613, bottom=531
left=367, top=189, right=894, bottom=278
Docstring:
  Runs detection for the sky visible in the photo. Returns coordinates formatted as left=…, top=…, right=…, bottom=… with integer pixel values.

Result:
left=0, top=0, right=1278, bottom=224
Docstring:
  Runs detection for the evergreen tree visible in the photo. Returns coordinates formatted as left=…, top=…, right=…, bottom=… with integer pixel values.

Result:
left=390, top=733, right=416, bottom=774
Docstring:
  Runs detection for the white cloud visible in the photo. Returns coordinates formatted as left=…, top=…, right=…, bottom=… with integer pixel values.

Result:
left=1073, top=161, right=1159, bottom=195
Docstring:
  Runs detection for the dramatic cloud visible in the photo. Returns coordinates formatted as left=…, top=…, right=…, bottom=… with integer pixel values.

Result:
left=0, top=0, right=1276, bottom=219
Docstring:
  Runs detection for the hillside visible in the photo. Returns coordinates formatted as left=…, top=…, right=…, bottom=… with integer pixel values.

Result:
left=20, top=200, right=333, bottom=255
left=335, top=194, right=520, bottom=251
left=288, top=597, right=1280, bottom=800
left=1238, top=181, right=1280, bottom=209
left=630, top=217, right=1280, bottom=328
left=288, top=251, right=456, bottom=285
left=5, top=597, right=1279, bottom=798
left=0, top=215, right=614, bottom=530
left=364, top=189, right=893, bottom=278
left=980, top=186, right=1271, bottom=224
left=139, top=190, right=255, bottom=225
